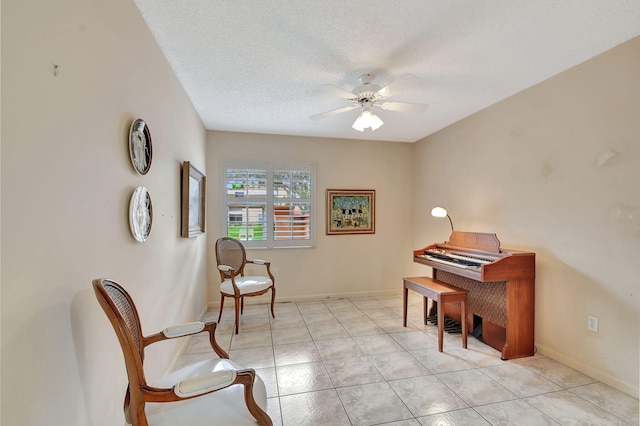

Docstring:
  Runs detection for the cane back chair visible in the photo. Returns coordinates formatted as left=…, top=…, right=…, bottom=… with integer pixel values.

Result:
left=215, top=237, right=276, bottom=334
left=93, top=278, right=272, bottom=426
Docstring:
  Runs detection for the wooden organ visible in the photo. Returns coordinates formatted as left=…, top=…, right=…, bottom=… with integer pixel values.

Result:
left=413, top=231, right=535, bottom=359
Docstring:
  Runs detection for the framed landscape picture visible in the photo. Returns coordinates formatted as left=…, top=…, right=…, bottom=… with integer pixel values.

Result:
left=326, top=189, right=375, bottom=235
left=181, top=161, right=206, bottom=237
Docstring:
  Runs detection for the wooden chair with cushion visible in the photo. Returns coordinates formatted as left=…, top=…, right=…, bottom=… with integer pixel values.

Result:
left=93, top=278, right=272, bottom=426
left=215, top=237, right=276, bottom=334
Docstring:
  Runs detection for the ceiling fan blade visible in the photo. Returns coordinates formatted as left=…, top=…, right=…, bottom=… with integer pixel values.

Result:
left=310, top=105, right=359, bottom=120
left=319, top=84, right=357, bottom=100
left=376, top=74, right=421, bottom=98
left=379, top=101, right=428, bottom=113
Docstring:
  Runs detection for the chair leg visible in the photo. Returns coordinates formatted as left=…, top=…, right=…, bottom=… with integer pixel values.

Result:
left=123, top=386, right=133, bottom=425
left=241, top=296, right=244, bottom=314
left=217, top=295, right=225, bottom=323
left=234, top=296, right=240, bottom=334
left=237, top=370, right=273, bottom=426
left=270, top=286, right=276, bottom=318
left=130, top=394, right=148, bottom=426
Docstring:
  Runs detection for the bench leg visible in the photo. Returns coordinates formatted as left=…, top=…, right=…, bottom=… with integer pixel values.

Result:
left=461, top=299, right=468, bottom=349
left=423, top=296, right=428, bottom=325
left=437, top=298, right=444, bottom=352
left=402, top=283, right=408, bottom=327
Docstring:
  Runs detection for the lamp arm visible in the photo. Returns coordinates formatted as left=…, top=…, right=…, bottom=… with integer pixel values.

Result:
left=447, top=214, right=454, bottom=232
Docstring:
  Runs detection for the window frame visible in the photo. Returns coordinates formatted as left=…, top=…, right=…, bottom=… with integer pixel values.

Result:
left=222, top=160, right=316, bottom=249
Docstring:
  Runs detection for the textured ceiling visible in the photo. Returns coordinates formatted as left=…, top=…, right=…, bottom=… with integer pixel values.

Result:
left=134, top=1, right=640, bottom=143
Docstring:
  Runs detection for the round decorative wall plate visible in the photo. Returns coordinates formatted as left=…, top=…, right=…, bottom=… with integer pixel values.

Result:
left=129, top=186, right=153, bottom=242
left=129, top=118, right=153, bottom=175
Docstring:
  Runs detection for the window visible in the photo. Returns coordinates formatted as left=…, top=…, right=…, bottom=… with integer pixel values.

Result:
left=223, top=160, right=315, bottom=248
left=228, top=213, right=243, bottom=223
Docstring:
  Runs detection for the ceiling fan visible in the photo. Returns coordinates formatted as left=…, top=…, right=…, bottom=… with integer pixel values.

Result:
left=310, top=73, right=428, bottom=132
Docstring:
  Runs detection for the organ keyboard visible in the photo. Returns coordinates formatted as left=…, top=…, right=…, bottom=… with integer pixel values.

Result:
left=414, top=231, right=536, bottom=359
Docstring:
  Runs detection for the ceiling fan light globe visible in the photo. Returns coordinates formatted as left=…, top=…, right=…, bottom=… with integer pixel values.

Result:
left=352, top=112, right=368, bottom=131
left=352, top=109, right=383, bottom=132
left=370, top=113, right=384, bottom=130
left=361, top=109, right=374, bottom=122
left=352, top=112, right=367, bottom=131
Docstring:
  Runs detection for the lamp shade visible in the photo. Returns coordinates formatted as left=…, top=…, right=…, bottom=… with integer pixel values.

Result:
left=431, top=207, right=448, bottom=218
left=431, top=206, right=454, bottom=232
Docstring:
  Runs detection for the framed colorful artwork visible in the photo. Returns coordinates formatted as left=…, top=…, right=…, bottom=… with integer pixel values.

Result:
left=326, top=189, right=375, bottom=235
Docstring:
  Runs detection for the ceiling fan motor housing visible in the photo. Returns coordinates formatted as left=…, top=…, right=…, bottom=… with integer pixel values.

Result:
left=352, top=73, right=382, bottom=103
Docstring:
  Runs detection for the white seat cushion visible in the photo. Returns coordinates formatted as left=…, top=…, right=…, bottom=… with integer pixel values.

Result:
left=145, top=358, right=268, bottom=425
left=220, top=276, right=272, bottom=296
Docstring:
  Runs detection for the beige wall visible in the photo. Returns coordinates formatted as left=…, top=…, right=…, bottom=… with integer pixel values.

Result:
left=412, top=37, right=640, bottom=396
left=206, top=131, right=417, bottom=302
left=2, top=1, right=207, bottom=424
left=2, top=1, right=638, bottom=424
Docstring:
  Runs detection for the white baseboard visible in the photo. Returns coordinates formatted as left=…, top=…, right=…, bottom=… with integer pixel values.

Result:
left=535, top=343, right=639, bottom=398
left=206, top=289, right=400, bottom=309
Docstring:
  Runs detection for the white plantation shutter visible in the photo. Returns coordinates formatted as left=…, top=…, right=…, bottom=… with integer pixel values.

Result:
left=223, top=161, right=315, bottom=248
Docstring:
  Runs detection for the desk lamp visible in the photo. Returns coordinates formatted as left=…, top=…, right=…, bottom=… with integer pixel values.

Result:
left=431, top=207, right=454, bottom=233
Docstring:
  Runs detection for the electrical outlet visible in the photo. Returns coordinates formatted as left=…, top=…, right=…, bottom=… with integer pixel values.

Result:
left=587, top=315, right=599, bottom=333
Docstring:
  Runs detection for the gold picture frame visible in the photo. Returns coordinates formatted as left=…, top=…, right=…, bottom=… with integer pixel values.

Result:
left=181, top=161, right=206, bottom=237
left=326, top=189, right=375, bottom=235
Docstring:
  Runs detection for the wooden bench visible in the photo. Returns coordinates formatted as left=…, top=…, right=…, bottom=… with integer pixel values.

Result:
left=403, top=276, right=468, bottom=352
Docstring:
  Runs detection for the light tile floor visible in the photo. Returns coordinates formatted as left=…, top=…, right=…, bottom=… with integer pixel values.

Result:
left=175, top=293, right=639, bottom=426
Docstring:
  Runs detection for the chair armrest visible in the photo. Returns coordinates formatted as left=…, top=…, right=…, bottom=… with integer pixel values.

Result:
left=162, top=321, right=205, bottom=338
left=218, top=264, right=234, bottom=272
left=144, top=322, right=228, bottom=359
left=247, top=259, right=275, bottom=282
left=174, top=369, right=237, bottom=398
